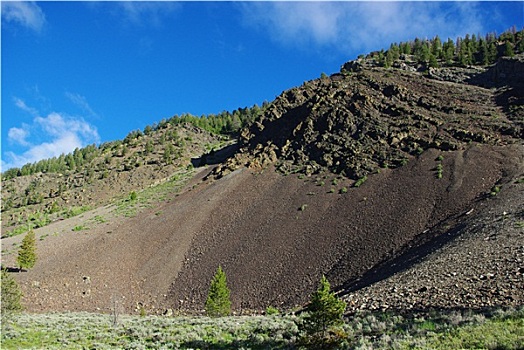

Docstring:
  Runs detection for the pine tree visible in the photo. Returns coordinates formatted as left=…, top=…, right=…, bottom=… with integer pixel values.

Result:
left=431, top=35, right=442, bottom=58
left=205, top=266, right=231, bottom=317
left=442, top=38, right=455, bottom=64
left=504, top=41, right=515, bottom=57
left=488, top=42, right=498, bottom=63
left=428, top=54, right=439, bottom=68
left=478, top=38, right=490, bottom=65
left=302, top=275, right=347, bottom=339
left=1, top=269, right=23, bottom=331
left=17, top=230, right=37, bottom=271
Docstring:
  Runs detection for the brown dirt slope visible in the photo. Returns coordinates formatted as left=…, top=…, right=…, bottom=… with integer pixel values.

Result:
left=169, top=144, right=522, bottom=312
left=3, top=58, right=523, bottom=315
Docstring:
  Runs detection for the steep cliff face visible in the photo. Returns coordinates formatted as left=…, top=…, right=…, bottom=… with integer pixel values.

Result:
left=487, top=55, right=524, bottom=87
left=212, top=57, right=521, bottom=181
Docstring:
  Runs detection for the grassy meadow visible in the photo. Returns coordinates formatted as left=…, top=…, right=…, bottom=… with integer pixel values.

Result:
left=2, top=307, right=522, bottom=349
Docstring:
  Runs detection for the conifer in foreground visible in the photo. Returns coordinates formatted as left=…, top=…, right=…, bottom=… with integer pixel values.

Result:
left=17, top=230, right=37, bottom=271
left=301, top=275, right=347, bottom=341
left=1, top=269, right=23, bottom=331
left=205, top=265, right=231, bottom=317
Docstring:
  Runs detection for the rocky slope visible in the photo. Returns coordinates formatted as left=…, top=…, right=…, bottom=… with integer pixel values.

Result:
left=1, top=123, right=227, bottom=237
left=213, top=55, right=522, bottom=181
left=2, top=55, right=523, bottom=315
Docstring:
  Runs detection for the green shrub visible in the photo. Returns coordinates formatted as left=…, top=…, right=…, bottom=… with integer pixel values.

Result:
left=436, top=163, right=443, bottom=179
left=354, top=176, right=367, bottom=187
left=490, top=185, right=501, bottom=196
left=266, top=306, right=280, bottom=315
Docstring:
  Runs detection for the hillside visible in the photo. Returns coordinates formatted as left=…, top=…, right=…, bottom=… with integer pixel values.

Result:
left=1, top=49, right=523, bottom=316
left=1, top=123, right=229, bottom=238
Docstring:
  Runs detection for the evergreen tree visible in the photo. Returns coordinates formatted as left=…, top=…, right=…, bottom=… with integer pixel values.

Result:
left=431, top=35, right=442, bottom=58
left=428, top=54, right=439, bottom=68
left=488, top=41, right=498, bottom=63
left=301, top=275, right=347, bottom=339
left=205, top=266, right=231, bottom=317
left=144, top=140, right=154, bottom=155
left=163, top=144, right=174, bottom=164
left=143, top=124, right=153, bottom=135
left=504, top=41, right=515, bottom=57
left=400, top=41, right=411, bottom=55
left=1, top=269, right=23, bottom=331
left=478, top=38, right=489, bottom=65
left=442, top=38, right=455, bottom=64
left=17, top=230, right=37, bottom=271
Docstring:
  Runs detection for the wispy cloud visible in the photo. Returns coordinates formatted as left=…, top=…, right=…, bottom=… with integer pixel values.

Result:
left=240, top=2, right=343, bottom=47
left=3, top=112, right=100, bottom=171
left=14, top=97, right=39, bottom=117
left=1, top=1, right=46, bottom=33
left=116, top=2, right=181, bottom=27
left=240, top=2, right=486, bottom=55
left=65, top=92, right=99, bottom=119
left=7, top=126, right=30, bottom=147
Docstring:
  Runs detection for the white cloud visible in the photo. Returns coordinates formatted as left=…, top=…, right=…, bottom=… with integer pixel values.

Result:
left=240, top=2, right=486, bottom=55
left=8, top=126, right=30, bottom=147
left=2, top=113, right=100, bottom=170
left=1, top=1, right=46, bottom=33
left=240, top=2, right=340, bottom=48
left=65, top=92, right=99, bottom=119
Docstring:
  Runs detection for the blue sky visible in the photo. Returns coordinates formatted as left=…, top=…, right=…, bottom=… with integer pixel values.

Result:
left=2, top=1, right=523, bottom=170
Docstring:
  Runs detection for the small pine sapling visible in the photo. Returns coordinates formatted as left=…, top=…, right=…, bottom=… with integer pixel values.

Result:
left=301, top=275, right=346, bottom=341
left=205, top=265, right=231, bottom=317
left=17, top=230, right=37, bottom=271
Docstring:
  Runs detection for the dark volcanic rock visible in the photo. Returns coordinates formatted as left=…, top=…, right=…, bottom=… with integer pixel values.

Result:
left=221, top=62, right=520, bottom=180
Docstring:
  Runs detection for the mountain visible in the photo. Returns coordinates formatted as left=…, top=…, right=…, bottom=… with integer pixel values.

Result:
left=1, top=37, right=523, bottom=316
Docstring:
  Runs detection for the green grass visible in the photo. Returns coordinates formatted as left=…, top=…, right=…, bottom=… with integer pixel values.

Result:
left=1, top=313, right=299, bottom=350
left=92, top=215, right=107, bottom=224
left=63, top=205, right=93, bottom=219
left=423, top=312, right=524, bottom=349
left=2, top=224, right=33, bottom=239
left=113, top=169, right=194, bottom=218
left=72, top=225, right=89, bottom=232
left=2, top=307, right=522, bottom=350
